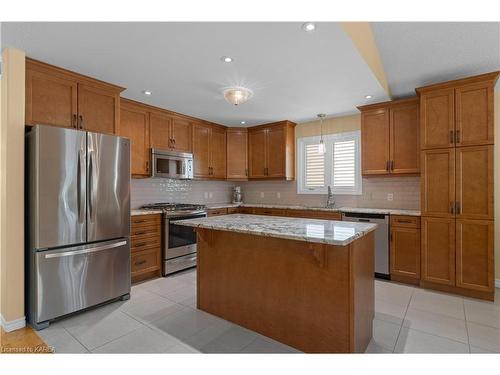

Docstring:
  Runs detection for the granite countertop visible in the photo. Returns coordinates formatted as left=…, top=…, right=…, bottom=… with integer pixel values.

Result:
left=173, top=214, right=377, bottom=246
left=133, top=203, right=420, bottom=217
left=131, top=209, right=163, bottom=216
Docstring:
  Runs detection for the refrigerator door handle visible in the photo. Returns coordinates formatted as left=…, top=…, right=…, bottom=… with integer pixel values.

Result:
left=88, top=150, right=95, bottom=222
left=44, top=240, right=127, bottom=259
left=77, top=150, right=86, bottom=224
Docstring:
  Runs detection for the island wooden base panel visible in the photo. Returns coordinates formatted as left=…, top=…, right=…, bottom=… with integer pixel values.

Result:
left=196, top=229, right=374, bottom=353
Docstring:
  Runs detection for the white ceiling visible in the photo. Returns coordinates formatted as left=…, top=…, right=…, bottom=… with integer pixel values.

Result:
left=372, top=22, right=500, bottom=97
left=2, top=22, right=499, bottom=126
left=1, top=22, right=389, bottom=126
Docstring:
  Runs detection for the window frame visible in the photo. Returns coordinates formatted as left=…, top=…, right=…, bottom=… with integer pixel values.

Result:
left=297, top=130, right=362, bottom=195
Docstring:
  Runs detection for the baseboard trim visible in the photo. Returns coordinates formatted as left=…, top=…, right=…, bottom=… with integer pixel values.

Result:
left=0, top=314, right=26, bottom=332
left=496, top=279, right=500, bottom=289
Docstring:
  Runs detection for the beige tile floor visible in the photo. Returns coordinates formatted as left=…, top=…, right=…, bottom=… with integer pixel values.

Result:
left=35, top=269, right=500, bottom=353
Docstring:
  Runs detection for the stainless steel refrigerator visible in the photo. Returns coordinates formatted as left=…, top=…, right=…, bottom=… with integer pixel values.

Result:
left=26, top=125, right=131, bottom=330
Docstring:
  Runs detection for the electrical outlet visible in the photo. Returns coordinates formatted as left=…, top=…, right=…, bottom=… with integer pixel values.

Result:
left=387, top=193, right=394, bottom=201
left=209, top=192, right=213, bottom=199
left=277, top=192, right=281, bottom=199
left=260, top=192, right=265, bottom=198
left=204, top=192, right=209, bottom=199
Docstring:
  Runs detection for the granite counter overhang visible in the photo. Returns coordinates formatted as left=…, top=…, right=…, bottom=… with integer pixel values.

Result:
left=173, top=214, right=377, bottom=246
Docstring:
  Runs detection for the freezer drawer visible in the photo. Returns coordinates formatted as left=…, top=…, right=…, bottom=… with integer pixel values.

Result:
left=33, top=238, right=131, bottom=325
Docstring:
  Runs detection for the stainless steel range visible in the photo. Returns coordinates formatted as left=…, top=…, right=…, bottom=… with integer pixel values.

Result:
left=141, top=203, right=207, bottom=275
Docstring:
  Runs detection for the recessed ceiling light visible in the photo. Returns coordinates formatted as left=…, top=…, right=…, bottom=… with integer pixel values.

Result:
left=302, top=22, right=316, bottom=32
left=142, top=90, right=152, bottom=96
left=365, top=95, right=373, bottom=99
left=221, top=56, right=233, bottom=63
left=240, top=121, right=246, bottom=125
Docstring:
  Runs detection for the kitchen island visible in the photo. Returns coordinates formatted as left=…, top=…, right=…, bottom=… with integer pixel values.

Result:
left=175, top=214, right=377, bottom=353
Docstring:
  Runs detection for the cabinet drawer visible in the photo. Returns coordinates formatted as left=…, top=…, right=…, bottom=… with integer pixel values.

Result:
left=131, top=248, right=160, bottom=274
left=131, top=214, right=161, bottom=227
left=239, top=207, right=255, bottom=214
left=131, top=224, right=161, bottom=237
left=253, top=208, right=286, bottom=216
left=391, top=215, right=420, bottom=228
left=131, top=235, right=161, bottom=252
left=207, top=208, right=228, bottom=217
left=227, top=207, right=240, bottom=214
left=286, top=209, right=341, bottom=220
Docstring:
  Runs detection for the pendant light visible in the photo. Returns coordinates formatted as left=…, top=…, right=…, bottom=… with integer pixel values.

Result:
left=317, top=113, right=326, bottom=154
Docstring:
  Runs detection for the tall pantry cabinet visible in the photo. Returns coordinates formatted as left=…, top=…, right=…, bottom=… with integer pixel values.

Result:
left=418, top=72, right=498, bottom=300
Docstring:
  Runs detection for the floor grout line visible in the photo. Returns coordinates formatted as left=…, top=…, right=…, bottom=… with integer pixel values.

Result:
left=390, top=288, right=414, bottom=353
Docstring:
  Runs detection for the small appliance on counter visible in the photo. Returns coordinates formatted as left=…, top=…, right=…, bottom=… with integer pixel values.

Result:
left=141, top=203, right=207, bottom=275
left=232, top=186, right=243, bottom=204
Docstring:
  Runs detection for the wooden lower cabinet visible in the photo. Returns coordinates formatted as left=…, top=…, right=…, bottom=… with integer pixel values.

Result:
left=131, top=214, right=161, bottom=283
left=421, top=216, right=456, bottom=286
left=455, top=219, right=494, bottom=292
left=390, top=216, right=420, bottom=284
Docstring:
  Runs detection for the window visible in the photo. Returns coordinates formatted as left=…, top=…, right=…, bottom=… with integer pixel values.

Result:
left=297, top=131, right=362, bottom=195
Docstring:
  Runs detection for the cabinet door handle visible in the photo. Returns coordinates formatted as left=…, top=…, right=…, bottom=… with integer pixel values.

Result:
left=72, top=114, right=78, bottom=128
left=145, top=161, right=149, bottom=172
left=397, top=220, right=412, bottom=224
left=134, top=242, right=147, bottom=248
left=456, top=201, right=461, bottom=215
left=78, top=115, right=84, bottom=130
left=450, top=202, right=455, bottom=215
left=134, top=260, right=147, bottom=266
left=133, top=231, right=147, bottom=236
left=386, top=160, right=390, bottom=171
left=245, top=168, right=248, bottom=177
left=450, top=130, right=454, bottom=145
left=455, top=130, right=460, bottom=144
left=390, top=160, right=394, bottom=171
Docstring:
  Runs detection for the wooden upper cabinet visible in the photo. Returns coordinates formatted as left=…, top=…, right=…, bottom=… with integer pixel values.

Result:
left=77, top=83, right=120, bottom=135
left=149, top=111, right=171, bottom=150
left=421, top=148, right=455, bottom=218
left=192, top=122, right=211, bottom=178
left=248, top=128, right=267, bottom=178
left=226, top=128, right=248, bottom=180
left=390, top=102, right=419, bottom=174
left=170, top=117, right=192, bottom=153
left=455, top=145, right=493, bottom=220
left=455, top=82, right=494, bottom=146
left=119, top=100, right=150, bottom=177
left=359, top=98, right=419, bottom=176
left=266, top=125, right=286, bottom=178
left=421, top=217, right=456, bottom=286
left=417, top=71, right=499, bottom=150
left=25, top=66, right=78, bottom=128
left=25, top=58, right=124, bottom=133
left=248, top=121, right=295, bottom=180
left=361, top=108, right=390, bottom=175
left=419, top=88, right=455, bottom=150
left=210, top=127, right=227, bottom=179
left=455, top=219, right=494, bottom=292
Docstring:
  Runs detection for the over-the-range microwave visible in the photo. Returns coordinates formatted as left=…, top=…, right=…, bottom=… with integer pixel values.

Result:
left=150, top=149, right=193, bottom=179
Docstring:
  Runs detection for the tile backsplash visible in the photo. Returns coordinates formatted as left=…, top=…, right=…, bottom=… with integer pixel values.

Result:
left=238, top=177, right=420, bottom=210
left=131, top=176, right=420, bottom=210
left=131, top=178, right=235, bottom=208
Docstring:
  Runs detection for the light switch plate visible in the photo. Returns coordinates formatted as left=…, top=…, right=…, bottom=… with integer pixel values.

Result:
left=204, top=192, right=209, bottom=199
left=209, top=192, right=213, bottom=199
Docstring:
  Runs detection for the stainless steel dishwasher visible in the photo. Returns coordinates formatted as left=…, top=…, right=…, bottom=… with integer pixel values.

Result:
left=341, top=212, right=390, bottom=279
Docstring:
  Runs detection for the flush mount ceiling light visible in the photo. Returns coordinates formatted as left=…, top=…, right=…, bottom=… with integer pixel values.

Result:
left=365, top=95, right=373, bottom=99
left=223, top=86, right=253, bottom=106
left=302, top=22, right=316, bottom=32
left=221, top=56, right=233, bottom=63
left=142, top=90, right=152, bottom=96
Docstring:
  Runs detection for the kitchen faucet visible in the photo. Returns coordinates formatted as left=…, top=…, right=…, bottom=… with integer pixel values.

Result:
left=326, top=185, right=335, bottom=208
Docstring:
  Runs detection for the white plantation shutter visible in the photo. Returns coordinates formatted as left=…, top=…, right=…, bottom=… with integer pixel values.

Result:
left=333, top=140, right=356, bottom=187
left=298, top=131, right=361, bottom=195
left=305, top=144, right=325, bottom=188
